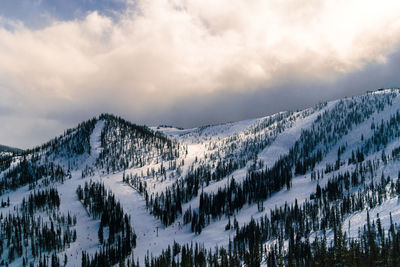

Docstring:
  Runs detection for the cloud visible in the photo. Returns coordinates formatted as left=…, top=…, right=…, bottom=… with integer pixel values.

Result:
left=1, top=0, right=400, bottom=148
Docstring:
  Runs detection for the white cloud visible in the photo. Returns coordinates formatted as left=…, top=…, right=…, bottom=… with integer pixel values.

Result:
left=1, top=0, right=400, bottom=147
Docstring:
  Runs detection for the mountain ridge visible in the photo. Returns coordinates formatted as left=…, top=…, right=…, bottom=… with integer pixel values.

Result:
left=1, top=88, right=400, bottom=266
left=0, top=144, right=23, bottom=154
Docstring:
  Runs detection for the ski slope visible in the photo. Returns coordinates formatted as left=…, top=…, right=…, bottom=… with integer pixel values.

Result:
left=2, top=89, right=400, bottom=265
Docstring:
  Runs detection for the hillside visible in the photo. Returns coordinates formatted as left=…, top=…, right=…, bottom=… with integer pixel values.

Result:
left=2, top=89, right=400, bottom=266
left=0, top=144, right=22, bottom=154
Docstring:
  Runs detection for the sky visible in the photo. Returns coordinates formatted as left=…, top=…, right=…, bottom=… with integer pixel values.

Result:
left=1, top=0, right=400, bottom=149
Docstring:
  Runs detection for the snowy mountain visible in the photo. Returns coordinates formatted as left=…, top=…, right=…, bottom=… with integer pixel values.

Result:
left=0, top=144, right=22, bottom=154
left=2, top=89, right=400, bottom=266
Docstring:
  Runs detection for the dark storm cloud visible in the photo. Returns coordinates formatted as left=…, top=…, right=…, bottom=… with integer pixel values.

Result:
left=149, top=48, right=400, bottom=129
left=50, top=46, right=400, bottom=131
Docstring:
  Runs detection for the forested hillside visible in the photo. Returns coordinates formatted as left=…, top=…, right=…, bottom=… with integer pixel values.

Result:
left=2, top=89, right=400, bottom=266
left=0, top=144, right=22, bottom=154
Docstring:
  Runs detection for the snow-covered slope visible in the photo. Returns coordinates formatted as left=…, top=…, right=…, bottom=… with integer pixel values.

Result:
left=2, top=89, right=400, bottom=266
left=0, top=144, right=22, bottom=154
